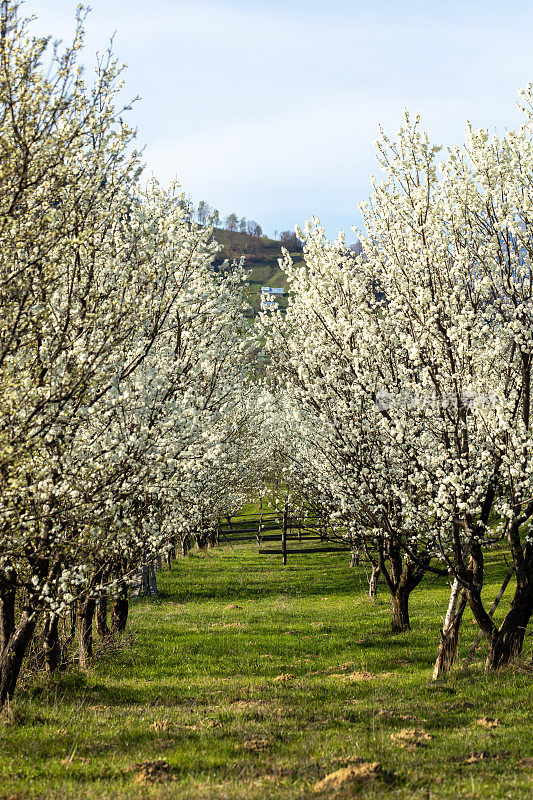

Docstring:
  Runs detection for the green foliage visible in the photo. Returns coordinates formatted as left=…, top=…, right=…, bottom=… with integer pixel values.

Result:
left=1, top=542, right=532, bottom=799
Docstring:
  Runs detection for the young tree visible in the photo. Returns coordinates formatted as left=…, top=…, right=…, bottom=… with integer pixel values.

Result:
left=279, top=230, right=302, bottom=251
left=247, top=220, right=262, bottom=237
left=196, top=200, right=211, bottom=225
left=225, top=213, right=238, bottom=232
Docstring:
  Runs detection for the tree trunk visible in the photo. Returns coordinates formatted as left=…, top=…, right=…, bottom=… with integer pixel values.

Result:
left=141, top=558, right=149, bottom=596
left=0, top=610, right=37, bottom=706
left=148, top=560, right=157, bottom=596
left=43, top=613, right=61, bottom=673
left=391, top=585, right=410, bottom=633
left=111, top=582, right=128, bottom=633
left=464, top=566, right=515, bottom=668
left=257, top=512, right=263, bottom=548
left=369, top=565, right=380, bottom=599
left=78, top=597, right=96, bottom=669
left=282, top=504, right=288, bottom=566
left=379, top=545, right=429, bottom=634
left=432, top=581, right=468, bottom=679
left=485, top=583, right=533, bottom=670
left=96, top=594, right=110, bottom=639
left=0, top=568, right=16, bottom=654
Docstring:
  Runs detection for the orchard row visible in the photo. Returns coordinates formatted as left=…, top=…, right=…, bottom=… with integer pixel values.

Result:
left=2, top=1, right=533, bottom=704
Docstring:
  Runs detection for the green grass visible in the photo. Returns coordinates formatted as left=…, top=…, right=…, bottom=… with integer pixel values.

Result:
left=1, top=537, right=532, bottom=799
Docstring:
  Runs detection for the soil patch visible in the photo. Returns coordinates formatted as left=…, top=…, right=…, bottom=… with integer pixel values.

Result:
left=236, top=737, right=271, bottom=752
left=133, top=760, right=172, bottom=784
left=390, top=728, right=433, bottom=748
left=313, top=761, right=382, bottom=793
left=476, top=716, right=500, bottom=729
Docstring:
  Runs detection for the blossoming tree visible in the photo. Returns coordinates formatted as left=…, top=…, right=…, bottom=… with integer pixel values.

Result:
left=262, top=94, right=533, bottom=669
left=0, top=1, right=251, bottom=701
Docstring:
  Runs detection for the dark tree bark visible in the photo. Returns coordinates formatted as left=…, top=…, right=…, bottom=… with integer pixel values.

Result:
left=96, top=594, right=110, bottom=639
left=68, top=603, right=77, bottom=643
left=111, top=581, right=128, bottom=633
left=0, top=567, right=16, bottom=654
left=465, top=522, right=533, bottom=670
left=166, top=550, right=173, bottom=570
left=141, top=557, right=149, bottom=595
left=0, top=609, right=37, bottom=706
left=78, top=598, right=96, bottom=668
left=391, top=582, right=411, bottom=633
left=43, top=613, right=61, bottom=673
left=77, top=597, right=96, bottom=669
left=372, top=539, right=429, bottom=633
left=148, top=560, right=157, bottom=596
left=485, top=581, right=533, bottom=670
left=463, top=566, right=515, bottom=668
left=194, top=533, right=207, bottom=550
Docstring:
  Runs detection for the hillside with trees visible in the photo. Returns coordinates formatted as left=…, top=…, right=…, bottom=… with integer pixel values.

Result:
left=211, top=228, right=304, bottom=313
left=185, top=201, right=307, bottom=313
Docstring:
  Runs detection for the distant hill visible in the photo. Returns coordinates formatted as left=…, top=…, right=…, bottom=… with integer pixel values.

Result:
left=211, top=228, right=362, bottom=315
left=212, top=229, right=305, bottom=314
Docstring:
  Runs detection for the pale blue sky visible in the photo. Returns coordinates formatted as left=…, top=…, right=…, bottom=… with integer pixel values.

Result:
left=30, top=0, right=533, bottom=241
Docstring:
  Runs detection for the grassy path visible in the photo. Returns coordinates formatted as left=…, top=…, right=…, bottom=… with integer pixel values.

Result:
left=1, top=541, right=532, bottom=799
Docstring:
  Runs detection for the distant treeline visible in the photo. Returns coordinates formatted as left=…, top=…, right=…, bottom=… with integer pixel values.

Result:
left=186, top=199, right=303, bottom=251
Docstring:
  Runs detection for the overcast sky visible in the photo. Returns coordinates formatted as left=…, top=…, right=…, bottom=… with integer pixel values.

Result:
left=29, top=0, right=533, bottom=241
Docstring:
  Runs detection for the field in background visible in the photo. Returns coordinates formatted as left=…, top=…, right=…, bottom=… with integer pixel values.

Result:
left=1, top=519, right=532, bottom=799
left=212, top=229, right=305, bottom=314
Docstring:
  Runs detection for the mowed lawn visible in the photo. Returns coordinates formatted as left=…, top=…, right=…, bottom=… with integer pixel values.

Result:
left=1, top=540, right=532, bottom=799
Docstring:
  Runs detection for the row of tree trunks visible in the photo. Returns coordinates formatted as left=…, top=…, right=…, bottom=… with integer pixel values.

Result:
left=0, top=550, right=161, bottom=705
left=77, top=586, right=129, bottom=669
left=111, top=582, right=129, bottom=634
